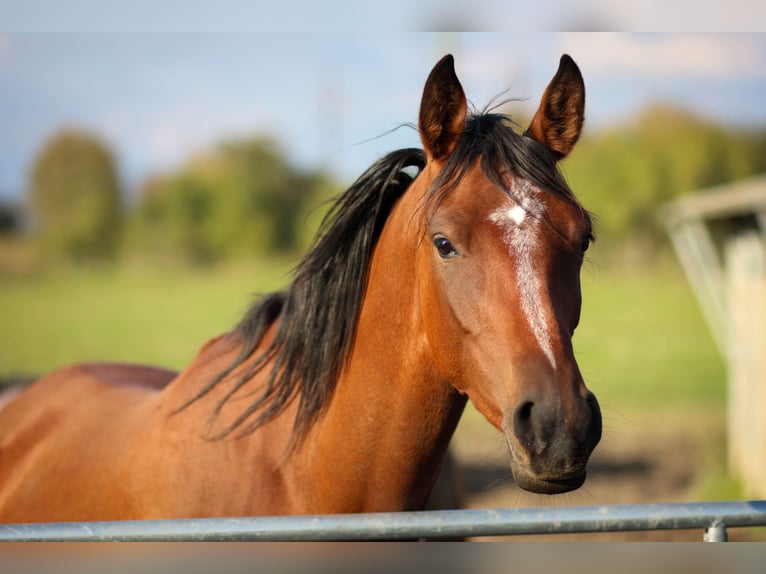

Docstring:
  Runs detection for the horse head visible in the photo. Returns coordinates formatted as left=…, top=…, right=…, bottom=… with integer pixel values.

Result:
left=416, top=55, right=601, bottom=494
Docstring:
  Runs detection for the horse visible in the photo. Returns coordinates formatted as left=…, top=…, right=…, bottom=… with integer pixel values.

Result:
left=0, top=53, right=601, bottom=522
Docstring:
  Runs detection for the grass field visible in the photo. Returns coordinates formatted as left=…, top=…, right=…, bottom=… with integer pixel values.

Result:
left=0, top=256, right=725, bottom=415
left=0, top=256, right=725, bottom=411
left=576, top=261, right=725, bottom=414
left=0, top=255, right=734, bottom=503
left=0, top=259, right=296, bottom=378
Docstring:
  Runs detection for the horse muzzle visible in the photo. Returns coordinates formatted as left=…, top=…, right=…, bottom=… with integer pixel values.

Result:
left=503, top=390, right=602, bottom=495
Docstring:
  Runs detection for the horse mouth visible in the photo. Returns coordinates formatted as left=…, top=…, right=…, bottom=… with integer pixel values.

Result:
left=512, top=468, right=586, bottom=495
left=507, top=446, right=588, bottom=494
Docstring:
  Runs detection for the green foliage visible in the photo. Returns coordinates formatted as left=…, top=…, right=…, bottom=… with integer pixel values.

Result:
left=0, top=203, right=20, bottom=235
left=24, top=105, right=766, bottom=269
left=129, top=136, right=332, bottom=263
left=27, top=130, right=122, bottom=262
left=564, top=104, right=766, bottom=251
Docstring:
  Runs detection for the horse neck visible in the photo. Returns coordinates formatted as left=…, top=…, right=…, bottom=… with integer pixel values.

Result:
left=297, top=173, right=467, bottom=512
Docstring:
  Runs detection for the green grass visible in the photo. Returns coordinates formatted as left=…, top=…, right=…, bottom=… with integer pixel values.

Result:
left=0, top=255, right=734, bottom=499
left=0, top=257, right=725, bottom=418
left=576, top=261, right=726, bottom=415
left=0, top=259, right=296, bottom=377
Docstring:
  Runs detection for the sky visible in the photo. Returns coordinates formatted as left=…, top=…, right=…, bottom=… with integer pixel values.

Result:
left=1, top=33, right=766, bottom=202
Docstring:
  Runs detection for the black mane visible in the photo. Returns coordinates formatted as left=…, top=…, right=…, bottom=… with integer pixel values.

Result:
left=181, top=112, right=585, bottom=443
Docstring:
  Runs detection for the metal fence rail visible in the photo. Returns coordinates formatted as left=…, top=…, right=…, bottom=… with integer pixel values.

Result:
left=1, top=500, right=765, bottom=542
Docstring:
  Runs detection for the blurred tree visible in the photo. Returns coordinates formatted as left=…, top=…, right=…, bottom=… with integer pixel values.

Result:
left=131, top=135, right=332, bottom=263
left=564, top=104, right=766, bottom=255
left=28, top=130, right=121, bottom=262
left=127, top=108, right=766, bottom=266
left=0, top=202, right=20, bottom=235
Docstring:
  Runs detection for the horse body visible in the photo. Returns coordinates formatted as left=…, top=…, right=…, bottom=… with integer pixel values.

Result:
left=0, top=363, right=172, bottom=520
left=0, top=339, right=292, bottom=520
left=0, top=232, right=461, bottom=521
left=0, top=54, right=601, bottom=522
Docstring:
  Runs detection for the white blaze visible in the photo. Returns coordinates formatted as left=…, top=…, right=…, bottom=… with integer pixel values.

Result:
left=488, top=180, right=557, bottom=370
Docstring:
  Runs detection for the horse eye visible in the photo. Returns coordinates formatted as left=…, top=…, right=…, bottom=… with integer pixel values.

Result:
left=581, top=233, right=593, bottom=254
left=433, top=236, right=458, bottom=259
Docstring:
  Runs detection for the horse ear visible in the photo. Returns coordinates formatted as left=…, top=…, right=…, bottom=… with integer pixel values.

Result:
left=419, top=54, right=467, bottom=162
left=525, top=54, right=585, bottom=160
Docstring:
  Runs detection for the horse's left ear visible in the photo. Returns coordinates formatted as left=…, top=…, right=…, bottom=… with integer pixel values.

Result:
left=525, top=54, right=585, bottom=160
left=419, top=54, right=467, bottom=162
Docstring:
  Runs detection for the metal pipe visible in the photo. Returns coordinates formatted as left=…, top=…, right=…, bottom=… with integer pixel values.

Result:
left=1, top=501, right=764, bottom=542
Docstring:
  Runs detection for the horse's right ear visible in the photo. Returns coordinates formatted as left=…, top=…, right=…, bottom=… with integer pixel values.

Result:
left=419, top=55, right=467, bottom=162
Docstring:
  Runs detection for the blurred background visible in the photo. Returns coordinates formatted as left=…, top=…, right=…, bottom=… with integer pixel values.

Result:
left=1, top=33, right=765, bottom=539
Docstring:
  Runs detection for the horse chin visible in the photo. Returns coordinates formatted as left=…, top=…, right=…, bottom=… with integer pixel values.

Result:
left=511, top=466, right=587, bottom=495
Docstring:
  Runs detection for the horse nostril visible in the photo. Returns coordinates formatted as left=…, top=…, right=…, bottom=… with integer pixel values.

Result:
left=582, top=391, right=602, bottom=447
left=517, top=401, right=533, bottom=422
left=512, top=400, right=536, bottom=449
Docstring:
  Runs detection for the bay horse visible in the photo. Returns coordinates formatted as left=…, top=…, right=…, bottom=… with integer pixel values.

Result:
left=0, top=54, right=601, bottom=522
